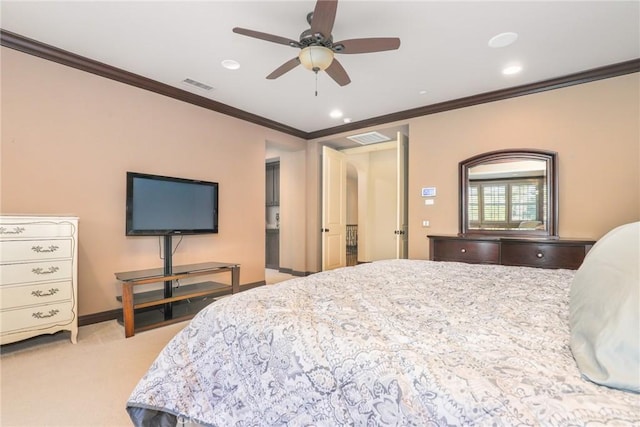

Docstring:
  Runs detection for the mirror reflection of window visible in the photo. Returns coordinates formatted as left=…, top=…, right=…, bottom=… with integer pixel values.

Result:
left=468, top=161, right=547, bottom=231
left=468, top=180, right=545, bottom=230
left=460, top=151, right=557, bottom=237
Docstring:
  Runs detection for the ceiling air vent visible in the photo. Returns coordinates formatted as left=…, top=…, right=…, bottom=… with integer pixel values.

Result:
left=347, top=131, right=392, bottom=145
left=181, top=78, right=214, bottom=91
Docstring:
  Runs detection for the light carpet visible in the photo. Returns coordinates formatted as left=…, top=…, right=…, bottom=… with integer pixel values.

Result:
left=1, top=319, right=188, bottom=426
left=1, top=269, right=294, bottom=426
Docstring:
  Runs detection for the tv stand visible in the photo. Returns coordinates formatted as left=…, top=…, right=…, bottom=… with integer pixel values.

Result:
left=115, top=261, right=239, bottom=337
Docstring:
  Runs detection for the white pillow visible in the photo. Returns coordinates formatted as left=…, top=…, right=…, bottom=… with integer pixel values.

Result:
left=569, top=221, right=640, bottom=392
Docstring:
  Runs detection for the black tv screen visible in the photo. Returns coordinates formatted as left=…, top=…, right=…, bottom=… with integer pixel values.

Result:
left=126, top=172, right=218, bottom=236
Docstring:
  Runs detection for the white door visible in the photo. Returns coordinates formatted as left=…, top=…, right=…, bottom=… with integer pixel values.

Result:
left=322, top=146, right=347, bottom=270
left=396, top=132, right=409, bottom=259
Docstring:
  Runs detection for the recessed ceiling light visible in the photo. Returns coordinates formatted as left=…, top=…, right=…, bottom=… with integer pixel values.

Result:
left=419, top=90, right=427, bottom=95
left=488, top=32, right=518, bottom=48
left=330, top=109, right=343, bottom=119
left=343, top=118, right=352, bottom=123
left=221, top=59, right=240, bottom=70
left=502, top=64, right=523, bottom=75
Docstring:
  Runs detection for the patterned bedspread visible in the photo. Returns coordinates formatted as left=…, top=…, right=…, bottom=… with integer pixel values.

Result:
left=127, top=260, right=640, bottom=426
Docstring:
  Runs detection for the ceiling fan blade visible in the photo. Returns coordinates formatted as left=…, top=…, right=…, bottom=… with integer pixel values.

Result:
left=266, top=57, right=301, bottom=80
left=333, top=38, right=401, bottom=54
left=310, top=0, right=338, bottom=40
left=233, top=27, right=298, bottom=47
left=325, top=58, right=351, bottom=86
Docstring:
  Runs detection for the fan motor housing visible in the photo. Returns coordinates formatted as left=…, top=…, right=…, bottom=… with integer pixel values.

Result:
left=299, top=29, right=333, bottom=48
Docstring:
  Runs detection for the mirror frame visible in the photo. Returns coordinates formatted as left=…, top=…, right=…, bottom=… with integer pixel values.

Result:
left=459, top=149, right=558, bottom=238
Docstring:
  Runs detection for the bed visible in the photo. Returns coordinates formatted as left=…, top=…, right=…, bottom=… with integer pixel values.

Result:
left=127, top=225, right=639, bottom=426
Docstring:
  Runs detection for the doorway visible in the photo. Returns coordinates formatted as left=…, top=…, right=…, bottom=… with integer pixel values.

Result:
left=346, top=163, right=358, bottom=266
left=265, top=160, right=280, bottom=270
left=322, top=132, right=408, bottom=270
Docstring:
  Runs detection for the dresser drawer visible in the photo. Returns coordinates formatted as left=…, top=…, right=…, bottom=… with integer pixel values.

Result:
left=431, top=239, right=500, bottom=264
left=0, top=281, right=73, bottom=310
left=0, top=216, right=78, bottom=344
left=1, top=301, right=74, bottom=334
left=0, top=239, right=73, bottom=263
left=0, top=259, right=73, bottom=286
left=0, top=221, right=75, bottom=239
left=501, top=242, right=588, bottom=269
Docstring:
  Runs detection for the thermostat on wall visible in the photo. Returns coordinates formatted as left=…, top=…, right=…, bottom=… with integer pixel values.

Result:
left=421, top=187, right=436, bottom=197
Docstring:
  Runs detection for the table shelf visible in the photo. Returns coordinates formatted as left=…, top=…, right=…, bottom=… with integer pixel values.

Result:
left=115, top=262, right=239, bottom=337
left=116, top=281, right=231, bottom=307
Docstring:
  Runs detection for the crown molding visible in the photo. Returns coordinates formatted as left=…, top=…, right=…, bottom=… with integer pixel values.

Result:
left=0, top=29, right=308, bottom=139
left=307, top=58, right=640, bottom=140
left=2, top=29, right=638, bottom=141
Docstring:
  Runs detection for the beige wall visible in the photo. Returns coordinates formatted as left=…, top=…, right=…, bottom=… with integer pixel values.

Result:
left=308, top=73, right=639, bottom=262
left=1, top=47, right=306, bottom=316
left=346, top=169, right=358, bottom=224
left=2, top=45, right=639, bottom=318
left=279, top=149, right=307, bottom=273
left=304, top=141, right=322, bottom=273
left=407, top=73, right=640, bottom=259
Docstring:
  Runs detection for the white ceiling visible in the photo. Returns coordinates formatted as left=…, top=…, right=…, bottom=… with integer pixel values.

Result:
left=2, top=1, right=639, bottom=142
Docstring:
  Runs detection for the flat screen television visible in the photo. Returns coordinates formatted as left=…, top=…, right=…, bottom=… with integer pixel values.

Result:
left=126, top=172, right=218, bottom=236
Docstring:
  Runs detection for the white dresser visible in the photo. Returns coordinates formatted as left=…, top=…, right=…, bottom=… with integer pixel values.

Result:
left=0, top=216, right=79, bottom=344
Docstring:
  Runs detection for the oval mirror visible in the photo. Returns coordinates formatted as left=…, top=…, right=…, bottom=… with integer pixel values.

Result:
left=459, top=149, right=558, bottom=237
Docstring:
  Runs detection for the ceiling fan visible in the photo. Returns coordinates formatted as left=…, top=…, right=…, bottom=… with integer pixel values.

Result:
left=232, top=0, right=401, bottom=87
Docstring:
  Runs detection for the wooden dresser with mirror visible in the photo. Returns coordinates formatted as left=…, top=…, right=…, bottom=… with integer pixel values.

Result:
left=429, top=149, right=595, bottom=270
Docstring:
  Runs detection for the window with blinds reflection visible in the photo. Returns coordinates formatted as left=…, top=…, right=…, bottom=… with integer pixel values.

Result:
left=469, top=178, right=544, bottom=229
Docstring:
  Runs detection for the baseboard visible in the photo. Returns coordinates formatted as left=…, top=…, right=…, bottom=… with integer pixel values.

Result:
left=78, top=280, right=266, bottom=326
left=278, top=267, right=313, bottom=277
left=78, top=309, right=121, bottom=326
left=241, top=281, right=266, bottom=291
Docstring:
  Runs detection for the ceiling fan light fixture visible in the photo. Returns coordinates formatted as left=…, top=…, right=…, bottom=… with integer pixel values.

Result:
left=299, top=46, right=334, bottom=71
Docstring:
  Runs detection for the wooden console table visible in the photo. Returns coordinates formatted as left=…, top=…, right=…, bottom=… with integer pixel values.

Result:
left=115, top=262, right=239, bottom=338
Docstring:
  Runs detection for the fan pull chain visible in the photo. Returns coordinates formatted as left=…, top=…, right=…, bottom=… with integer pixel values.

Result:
left=315, top=71, right=318, bottom=97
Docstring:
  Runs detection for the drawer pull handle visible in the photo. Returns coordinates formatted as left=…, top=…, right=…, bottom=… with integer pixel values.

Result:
left=460, top=248, right=467, bottom=253
left=32, top=266, right=60, bottom=275
left=31, top=245, right=59, bottom=253
left=536, top=252, right=544, bottom=258
left=31, top=288, right=60, bottom=297
left=32, top=309, right=60, bottom=319
left=0, top=226, right=25, bottom=235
